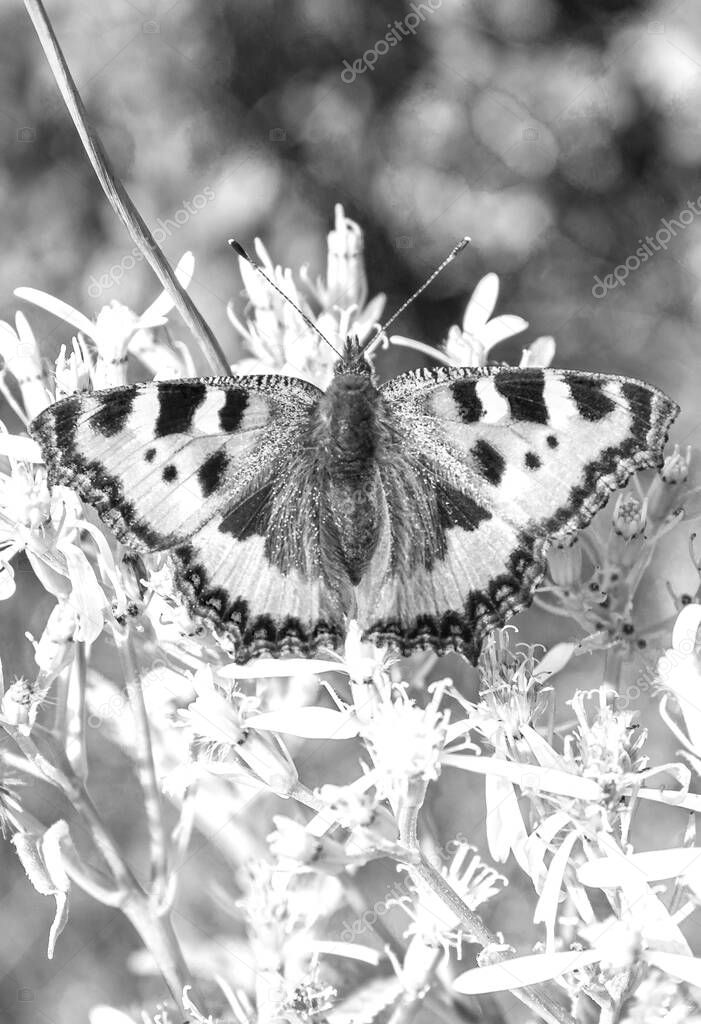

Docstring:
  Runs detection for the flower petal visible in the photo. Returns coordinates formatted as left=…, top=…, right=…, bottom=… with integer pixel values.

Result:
left=533, top=642, right=575, bottom=681
left=522, top=335, right=556, bottom=368
left=463, top=273, right=499, bottom=331
left=643, top=950, right=701, bottom=985
left=89, top=1008, right=137, bottom=1024
left=477, top=314, right=529, bottom=350
left=0, top=561, right=17, bottom=600
left=453, top=948, right=601, bottom=994
left=0, top=433, right=44, bottom=463
left=247, top=707, right=359, bottom=739
left=389, top=335, right=455, bottom=365
left=219, top=658, right=343, bottom=679
left=671, top=603, right=701, bottom=651
left=578, top=847, right=701, bottom=887
left=15, top=287, right=96, bottom=339
left=307, top=939, right=382, bottom=965
left=443, top=754, right=600, bottom=800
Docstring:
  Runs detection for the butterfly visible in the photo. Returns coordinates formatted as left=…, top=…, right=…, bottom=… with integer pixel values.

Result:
left=30, top=339, right=677, bottom=663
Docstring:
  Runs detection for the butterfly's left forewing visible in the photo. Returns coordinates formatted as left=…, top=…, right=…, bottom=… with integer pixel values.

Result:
left=32, top=375, right=347, bottom=661
left=359, top=365, right=678, bottom=660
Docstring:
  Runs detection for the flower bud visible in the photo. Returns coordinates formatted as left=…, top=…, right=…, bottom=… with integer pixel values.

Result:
left=55, top=337, right=92, bottom=398
left=608, top=494, right=647, bottom=568
left=325, top=203, right=367, bottom=309
left=612, top=493, right=646, bottom=540
left=647, top=445, right=693, bottom=522
left=93, top=302, right=139, bottom=388
left=546, top=541, right=583, bottom=588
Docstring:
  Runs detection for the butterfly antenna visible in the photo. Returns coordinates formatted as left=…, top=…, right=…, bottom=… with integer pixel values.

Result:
left=229, top=239, right=343, bottom=358
left=358, top=235, right=471, bottom=357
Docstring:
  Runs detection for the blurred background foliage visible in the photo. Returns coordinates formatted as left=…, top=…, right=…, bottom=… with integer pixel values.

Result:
left=1, top=0, right=701, bottom=1020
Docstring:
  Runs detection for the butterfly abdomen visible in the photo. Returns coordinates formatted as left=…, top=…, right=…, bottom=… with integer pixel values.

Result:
left=312, top=373, right=383, bottom=584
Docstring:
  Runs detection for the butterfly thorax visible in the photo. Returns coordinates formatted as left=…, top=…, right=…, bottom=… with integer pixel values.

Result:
left=311, top=370, right=382, bottom=584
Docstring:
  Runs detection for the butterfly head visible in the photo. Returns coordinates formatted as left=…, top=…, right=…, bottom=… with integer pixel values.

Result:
left=333, top=335, right=374, bottom=378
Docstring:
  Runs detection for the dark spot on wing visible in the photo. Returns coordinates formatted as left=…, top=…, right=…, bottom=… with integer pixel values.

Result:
left=525, top=451, right=541, bottom=470
left=201, top=586, right=229, bottom=616
left=451, top=379, right=482, bottom=423
left=145, top=447, right=156, bottom=462
left=219, top=388, right=249, bottom=432
left=163, top=464, right=178, bottom=483
left=494, top=370, right=548, bottom=423
left=155, top=381, right=206, bottom=437
left=621, top=381, right=653, bottom=445
left=567, top=375, right=616, bottom=421
left=229, top=597, right=249, bottom=629
left=198, top=449, right=229, bottom=498
left=219, top=481, right=273, bottom=540
left=436, top=480, right=492, bottom=532
left=92, top=390, right=135, bottom=437
left=546, top=434, right=558, bottom=448
left=472, top=438, right=505, bottom=486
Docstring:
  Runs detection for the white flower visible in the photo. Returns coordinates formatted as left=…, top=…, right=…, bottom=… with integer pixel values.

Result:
left=15, top=251, right=194, bottom=386
left=359, top=679, right=452, bottom=805
left=658, top=604, right=701, bottom=750
left=303, top=202, right=369, bottom=310
left=178, top=666, right=298, bottom=793
left=228, top=206, right=385, bottom=388
left=392, top=272, right=555, bottom=368
left=0, top=453, right=54, bottom=599
left=0, top=313, right=50, bottom=421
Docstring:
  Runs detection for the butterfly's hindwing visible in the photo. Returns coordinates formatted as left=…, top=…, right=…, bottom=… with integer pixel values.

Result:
left=361, top=365, right=678, bottom=659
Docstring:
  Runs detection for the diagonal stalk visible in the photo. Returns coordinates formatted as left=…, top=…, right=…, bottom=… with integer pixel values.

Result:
left=23, top=0, right=230, bottom=376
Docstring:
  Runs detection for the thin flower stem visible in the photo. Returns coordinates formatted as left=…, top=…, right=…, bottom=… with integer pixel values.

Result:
left=156, top=782, right=199, bottom=915
left=121, top=894, right=194, bottom=1012
left=116, top=629, right=168, bottom=903
left=67, top=640, right=88, bottom=780
left=23, top=0, right=230, bottom=376
left=603, top=645, right=625, bottom=690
